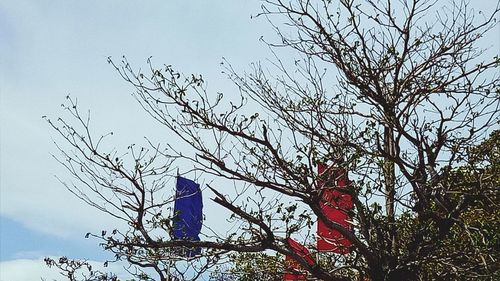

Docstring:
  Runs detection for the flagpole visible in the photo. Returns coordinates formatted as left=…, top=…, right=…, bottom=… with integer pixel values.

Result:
left=167, top=170, right=179, bottom=281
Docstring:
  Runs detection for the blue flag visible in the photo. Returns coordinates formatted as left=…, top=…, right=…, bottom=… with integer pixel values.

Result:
left=173, top=176, right=203, bottom=257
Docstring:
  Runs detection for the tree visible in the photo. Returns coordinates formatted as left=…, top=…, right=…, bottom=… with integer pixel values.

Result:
left=46, top=0, right=499, bottom=280
left=217, top=130, right=500, bottom=280
left=210, top=252, right=284, bottom=281
left=411, top=129, right=500, bottom=280
left=44, top=257, right=118, bottom=281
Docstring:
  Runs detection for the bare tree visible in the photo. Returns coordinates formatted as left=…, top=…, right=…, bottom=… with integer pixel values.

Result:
left=47, top=0, right=499, bottom=280
left=44, top=257, right=118, bottom=281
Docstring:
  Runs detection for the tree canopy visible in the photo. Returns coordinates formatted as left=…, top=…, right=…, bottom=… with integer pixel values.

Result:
left=46, top=0, right=499, bottom=280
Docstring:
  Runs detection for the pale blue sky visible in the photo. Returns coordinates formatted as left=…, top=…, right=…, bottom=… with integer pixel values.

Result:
left=0, top=1, right=272, bottom=280
left=0, top=0, right=498, bottom=280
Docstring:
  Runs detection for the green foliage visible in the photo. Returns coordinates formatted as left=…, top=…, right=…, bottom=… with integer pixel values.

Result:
left=211, top=253, right=284, bottom=281
left=224, top=131, right=500, bottom=280
left=396, top=130, right=500, bottom=280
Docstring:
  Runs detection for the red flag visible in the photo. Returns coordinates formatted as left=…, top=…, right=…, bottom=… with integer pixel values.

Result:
left=316, top=163, right=353, bottom=253
left=283, top=238, right=315, bottom=281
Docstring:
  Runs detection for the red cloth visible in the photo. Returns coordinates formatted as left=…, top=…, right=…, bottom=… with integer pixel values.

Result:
left=283, top=238, right=315, bottom=280
left=316, top=163, right=353, bottom=253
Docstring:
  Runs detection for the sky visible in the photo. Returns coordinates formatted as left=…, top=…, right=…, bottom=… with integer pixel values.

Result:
left=0, top=1, right=273, bottom=280
left=0, top=1, right=498, bottom=281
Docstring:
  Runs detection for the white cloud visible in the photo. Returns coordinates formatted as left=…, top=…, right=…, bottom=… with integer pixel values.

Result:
left=0, top=258, right=61, bottom=281
left=0, top=257, right=130, bottom=281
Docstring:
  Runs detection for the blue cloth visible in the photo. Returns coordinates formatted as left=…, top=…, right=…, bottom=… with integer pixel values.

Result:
left=173, top=176, right=203, bottom=257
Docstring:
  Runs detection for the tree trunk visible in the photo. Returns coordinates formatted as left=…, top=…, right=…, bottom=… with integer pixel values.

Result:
left=383, top=125, right=396, bottom=252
